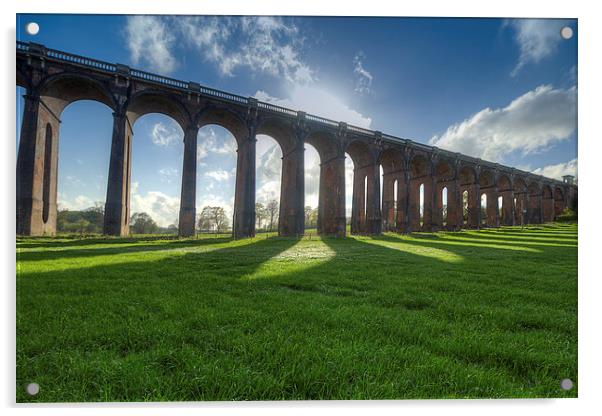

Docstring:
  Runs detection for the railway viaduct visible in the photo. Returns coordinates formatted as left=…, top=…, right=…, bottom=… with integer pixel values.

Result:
left=16, top=42, right=578, bottom=237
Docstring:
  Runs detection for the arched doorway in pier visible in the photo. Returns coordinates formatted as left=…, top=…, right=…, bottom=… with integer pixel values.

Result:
left=17, top=74, right=117, bottom=235
left=380, top=148, right=405, bottom=232
left=458, top=165, right=478, bottom=228
left=303, top=143, right=321, bottom=234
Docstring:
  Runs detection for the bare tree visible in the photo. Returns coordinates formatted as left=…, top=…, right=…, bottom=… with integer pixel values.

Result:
left=255, top=203, right=267, bottom=230
left=198, top=206, right=229, bottom=234
left=266, top=199, right=279, bottom=231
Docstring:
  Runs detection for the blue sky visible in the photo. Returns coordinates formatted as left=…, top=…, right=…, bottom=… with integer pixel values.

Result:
left=16, top=15, right=577, bottom=226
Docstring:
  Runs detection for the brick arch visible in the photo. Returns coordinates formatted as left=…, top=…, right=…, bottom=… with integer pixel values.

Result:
left=498, top=173, right=512, bottom=191
left=127, top=90, right=192, bottom=132
left=256, top=117, right=298, bottom=155
left=458, top=164, right=477, bottom=186
left=346, top=140, right=379, bottom=235
left=305, top=130, right=346, bottom=237
left=497, top=173, right=514, bottom=226
left=457, top=164, right=479, bottom=228
left=305, top=130, right=342, bottom=163
left=434, top=158, right=454, bottom=181
left=554, top=186, right=565, bottom=216
left=379, top=147, right=405, bottom=174
left=542, top=184, right=555, bottom=222
left=513, top=177, right=528, bottom=225
left=345, top=139, right=377, bottom=169
left=409, top=152, right=430, bottom=179
left=195, top=104, right=248, bottom=145
left=38, top=72, right=116, bottom=117
left=479, top=168, right=495, bottom=188
left=379, top=147, right=405, bottom=232
left=527, top=181, right=542, bottom=224
left=433, top=158, right=456, bottom=230
left=255, top=117, right=306, bottom=237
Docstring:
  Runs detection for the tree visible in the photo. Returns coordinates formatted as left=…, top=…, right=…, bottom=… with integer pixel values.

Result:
left=130, top=212, right=159, bottom=234
left=304, top=206, right=313, bottom=225
left=76, top=218, right=90, bottom=235
left=266, top=199, right=279, bottom=231
left=198, top=206, right=229, bottom=234
left=255, top=203, right=267, bottom=230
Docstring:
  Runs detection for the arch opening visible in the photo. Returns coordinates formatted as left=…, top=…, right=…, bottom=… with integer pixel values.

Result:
left=55, top=100, right=114, bottom=234
left=255, top=134, right=283, bottom=234
left=442, top=186, right=448, bottom=226
left=480, top=193, right=487, bottom=226
left=194, top=124, right=238, bottom=235
left=42, top=123, right=52, bottom=224
left=304, top=143, right=321, bottom=233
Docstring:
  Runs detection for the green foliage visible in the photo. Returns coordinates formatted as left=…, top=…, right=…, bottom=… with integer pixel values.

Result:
left=556, top=208, right=577, bottom=223
left=130, top=212, right=159, bottom=235
left=16, top=223, right=577, bottom=401
left=255, top=203, right=267, bottom=230
left=266, top=199, right=279, bottom=232
left=198, top=206, right=229, bottom=233
left=57, top=204, right=104, bottom=234
left=304, top=206, right=318, bottom=228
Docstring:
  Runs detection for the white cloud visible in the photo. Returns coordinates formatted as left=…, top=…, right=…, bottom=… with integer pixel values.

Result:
left=429, top=85, right=576, bottom=162
left=506, top=19, right=572, bottom=76
left=57, top=194, right=97, bottom=211
left=205, top=169, right=231, bottom=182
left=175, top=16, right=313, bottom=83
left=255, top=139, right=282, bottom=204
left=255, top=85, right=372, bottom=128
left=532, top=158, right=577, bottom=181
left=151, top=121, right=182, bottom=147
left=196, top=194, right=234, bottom=222
left=303, top=144, right=321, bottom=208
left=131, top=189, right=180, bottom=228
left=125, top=16, right=178, bottom=74
left=353, top=51, right=373, bottom=95
left=197, top=127, right=237, bottom=162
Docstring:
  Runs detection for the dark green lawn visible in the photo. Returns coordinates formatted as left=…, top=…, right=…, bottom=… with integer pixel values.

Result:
left=16, top=223, right=578, bottom=402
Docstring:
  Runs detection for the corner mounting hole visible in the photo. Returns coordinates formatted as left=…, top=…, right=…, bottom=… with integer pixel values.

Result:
left=26, top=22, right=40, bottom=36
left=560, top=378, right=573, bottom=391
left=26, top=382, right=40, bottom=396
left=560, top=26, right=573, bottom=40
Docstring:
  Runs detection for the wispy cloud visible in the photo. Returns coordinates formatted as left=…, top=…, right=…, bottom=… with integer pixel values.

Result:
left=205, top=169, right=231, bottom=182
left=506, top=19, right=572, bottom=77
left=353, top=51, right=373, bottom=95
left=429, top=84, right=576, bottom=162
left=125, top=16, right=178, bottom=74
left=197, top=127, right=237, bottom=162
left=151, top=121, right=182, bottom=147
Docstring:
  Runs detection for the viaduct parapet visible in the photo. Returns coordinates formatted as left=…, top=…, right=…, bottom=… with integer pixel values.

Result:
left=16, top=42, right=578, bottom=237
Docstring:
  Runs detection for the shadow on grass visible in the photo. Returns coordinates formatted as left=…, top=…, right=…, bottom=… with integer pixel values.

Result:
left=16, top=236, right=234, bottom=262
left=16, top=224, right=577, bottom=401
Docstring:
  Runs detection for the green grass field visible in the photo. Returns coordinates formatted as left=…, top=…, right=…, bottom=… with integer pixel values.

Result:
left=16, top=223, right=578, bottom=402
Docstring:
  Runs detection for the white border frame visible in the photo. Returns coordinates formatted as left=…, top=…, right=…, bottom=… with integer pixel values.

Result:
left=3, top=1, right=599, bottom=415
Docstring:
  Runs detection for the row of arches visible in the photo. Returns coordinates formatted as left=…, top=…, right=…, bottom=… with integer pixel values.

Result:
left=16, top=70, right=570, bottom=237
